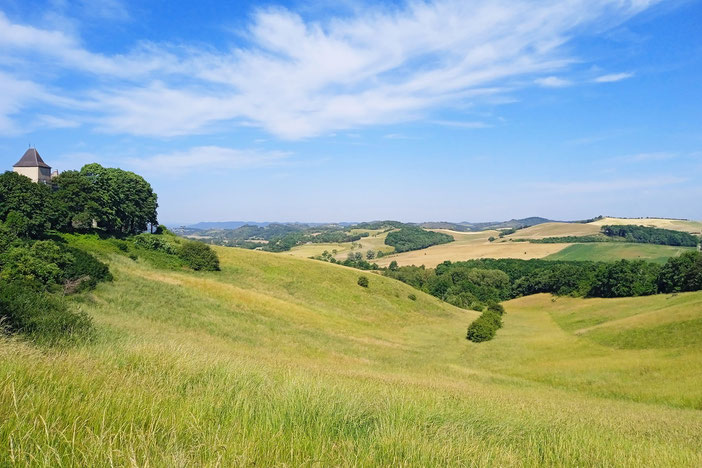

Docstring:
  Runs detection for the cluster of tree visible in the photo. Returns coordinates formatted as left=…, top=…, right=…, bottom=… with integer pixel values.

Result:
left=0, top=165, right=158, bottom=237
left=312, top=250, right=381, bottom=270
left=178, top=222, right=374, bottom=252
left=264, top=230, right=368, bottom=252
left=384, top=227, right=453, bottom=253
left=385, top=253, right=702, bottom=310
left=600, top=225, right=699, bottom=247
left=466, top=303, right=505, bottom=343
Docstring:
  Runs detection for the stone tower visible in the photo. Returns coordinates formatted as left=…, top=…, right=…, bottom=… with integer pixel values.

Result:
left=13, top=148, right=53, bottom=184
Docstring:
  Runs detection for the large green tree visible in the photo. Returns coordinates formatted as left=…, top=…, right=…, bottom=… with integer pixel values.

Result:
left=0, top=172, right=53, bottom=237
left=78, top=164, right=158, bottom=235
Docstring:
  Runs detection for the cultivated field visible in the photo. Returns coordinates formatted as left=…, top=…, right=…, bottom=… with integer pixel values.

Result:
left=505, top=222, right=601, bottom=239
left=590, top=217, right=702, bottom=234
left=376, top=230, right=570, bottom=267
left=2, top=243, right=700, bottom=465
left=545, top=243, right=696, bottom=264
left=285, top=229, right=394, bottom=259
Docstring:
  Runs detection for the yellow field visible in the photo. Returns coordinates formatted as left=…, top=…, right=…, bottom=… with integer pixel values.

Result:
left=376, top=229, right=570, bottom=267
left=285, top=229, right=394, bottom=259
left=590, top=217, right=702, bottom=234
left=506, top=222, right=601, bottom=239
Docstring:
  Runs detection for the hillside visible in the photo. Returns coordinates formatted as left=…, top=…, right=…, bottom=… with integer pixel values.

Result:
left=1, top=241, right=701, bottom=466
left=590, top=217, right=702, bottom=234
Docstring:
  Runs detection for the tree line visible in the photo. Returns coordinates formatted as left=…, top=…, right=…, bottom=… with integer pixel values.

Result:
left=385, top=254, right=702, bottom=310
left=527, top=225, right=700, bottom=247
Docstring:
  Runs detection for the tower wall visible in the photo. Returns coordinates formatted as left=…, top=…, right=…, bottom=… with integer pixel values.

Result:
left=13, top=166, right=40, bottom=183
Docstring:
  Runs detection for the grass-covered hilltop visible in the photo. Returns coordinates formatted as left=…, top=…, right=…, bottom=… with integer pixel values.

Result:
left=1, top=167, right=702, bottom=466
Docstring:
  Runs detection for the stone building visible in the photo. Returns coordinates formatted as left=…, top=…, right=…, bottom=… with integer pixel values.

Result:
left=12, top=148, right=56, bottom=184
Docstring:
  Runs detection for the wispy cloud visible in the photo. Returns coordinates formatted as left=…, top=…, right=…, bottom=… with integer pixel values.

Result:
left=124, top=146, right=292, bottom=174
left=535, top=76, right=571, bottom=88
left=594, top=72, right=634, bottom=83
left=0, top=1, right=659, bottom=139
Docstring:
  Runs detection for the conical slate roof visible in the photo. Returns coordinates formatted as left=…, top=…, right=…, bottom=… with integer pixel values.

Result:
left=13, top=148, right=50, bottom=169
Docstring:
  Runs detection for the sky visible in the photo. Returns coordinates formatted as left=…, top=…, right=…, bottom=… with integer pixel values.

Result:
left=0, top=0, right=700, bottom=225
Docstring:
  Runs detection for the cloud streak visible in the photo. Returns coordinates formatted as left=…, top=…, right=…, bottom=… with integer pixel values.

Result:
left=0, top=1, right=659, bottom=139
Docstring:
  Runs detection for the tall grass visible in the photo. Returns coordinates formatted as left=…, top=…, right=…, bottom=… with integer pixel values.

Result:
left=1, top=241, right=701, bottom=466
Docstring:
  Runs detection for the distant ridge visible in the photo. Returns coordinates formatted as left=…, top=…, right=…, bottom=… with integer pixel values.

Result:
left=187, top=221, right=271, bottom=230
left=421, top=217, right=555, bottom=232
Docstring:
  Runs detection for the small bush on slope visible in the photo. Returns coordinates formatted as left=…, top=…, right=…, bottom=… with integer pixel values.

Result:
left=0, top=280, right=93, bottom=344
left=179, top=241, right=220, bottom=271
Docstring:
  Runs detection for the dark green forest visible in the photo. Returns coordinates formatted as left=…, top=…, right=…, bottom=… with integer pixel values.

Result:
left=384, top=226, right=453, bottom=252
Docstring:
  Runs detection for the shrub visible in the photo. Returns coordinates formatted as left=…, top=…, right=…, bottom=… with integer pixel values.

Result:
left=62, top=247, right=113, bottom=292
left=466, top=317, right=497, bottom=343
left=482, top=311, right=503, bottom=328
left=357, top=276, right=369, bottom=287
left=132, top=233, right=178, bottom=254
left=487, top=302, right=505, bottom=315
left=0, top=280, right=93, bottom=344
left=179, top=241, right=220, bottom=271
left=408, top=293, right=417, bottom=301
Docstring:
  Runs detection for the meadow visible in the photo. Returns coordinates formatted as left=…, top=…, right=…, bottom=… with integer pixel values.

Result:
left=1, top=241, right=701, bottom=466
left=545, top=243, right=696, bottom=264
left=590, top=217, right=702, bottom=234
left=376, top=230, right=570, bottom=268
left=374, top=218, right=698, bottom=267
left=285, top=229, right=394, bottom=259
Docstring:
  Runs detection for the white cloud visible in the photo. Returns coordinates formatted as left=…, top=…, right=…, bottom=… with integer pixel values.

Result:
left=594, top=72, right=634, bottom=83
left=535, top=76, right=572, bottom=87
left=124, top=146, right=292, bottom=174
left=0, top=1, right=658, bottom=139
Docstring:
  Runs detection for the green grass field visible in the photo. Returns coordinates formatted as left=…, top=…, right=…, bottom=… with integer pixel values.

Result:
left=544, top=242, right=695, bottom=263
left=1, top=240, right=701, bottom=466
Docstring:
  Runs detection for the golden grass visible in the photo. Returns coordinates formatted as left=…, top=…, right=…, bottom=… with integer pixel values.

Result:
left=285, top=229, right=395, bottom=259
left=590, top=217, right=702, bottom=234
left=506, top=222, right=601, bottom=239
left=376, top=229, right=569, bottom=267
left=1, top=243, right=701, bottom=466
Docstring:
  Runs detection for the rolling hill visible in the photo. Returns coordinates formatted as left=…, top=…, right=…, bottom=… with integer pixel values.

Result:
left=1, top=240, right=700, bottom=466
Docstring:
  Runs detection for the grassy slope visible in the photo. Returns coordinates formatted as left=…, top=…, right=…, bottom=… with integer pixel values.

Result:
left=1, top=241, right=701, bottom=466
left=590, top=217, right=702, bottom=234
left=544, top=242, right=695, bottom=264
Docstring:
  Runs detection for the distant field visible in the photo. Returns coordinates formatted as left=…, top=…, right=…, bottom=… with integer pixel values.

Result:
left=507, top=222, right=601, bottom=239
left=590, top=217, right=702, bottom=234
left=544, top=243, right=695, bottom=264
left=284, top=229, right=394, bottom=259
left=376, top=230, right=569, bottom=267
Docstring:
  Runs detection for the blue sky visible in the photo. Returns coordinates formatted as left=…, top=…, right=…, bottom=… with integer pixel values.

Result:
left=0, top=0, right=700, bottom=224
